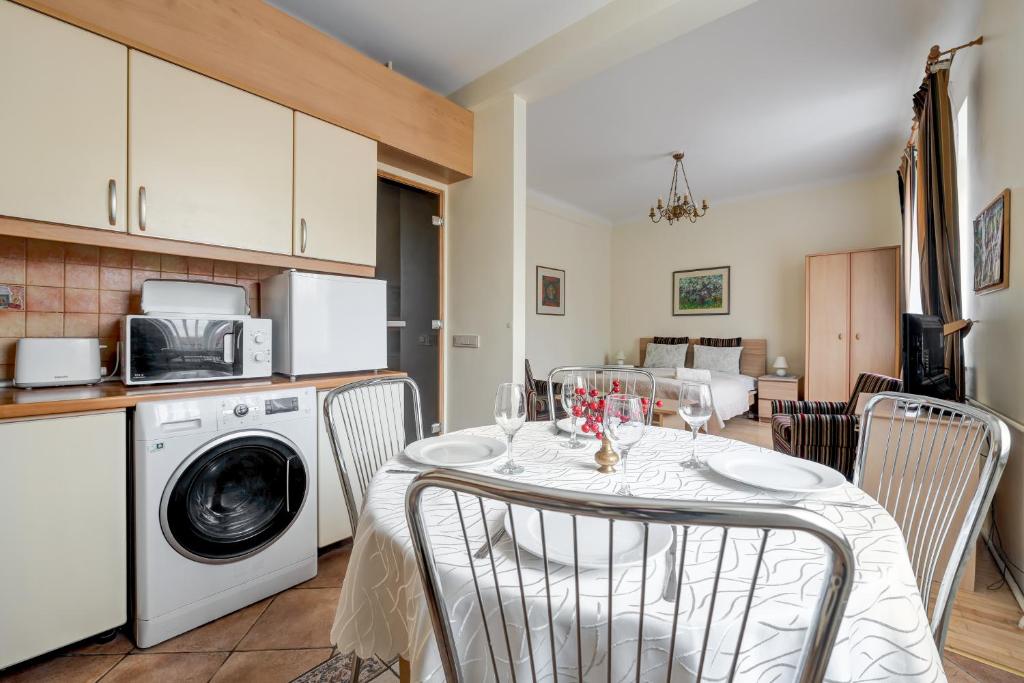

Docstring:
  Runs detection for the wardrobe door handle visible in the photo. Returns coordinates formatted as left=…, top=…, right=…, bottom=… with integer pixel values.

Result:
left=838, top=333, right=843, bottom=340
left=300, top=218, right=308, bottom=253
left=855, top=333, right=861, bottom=341
left=107, top=179, right=117, bottom=226
left=138, top=186, right=147, bottom=231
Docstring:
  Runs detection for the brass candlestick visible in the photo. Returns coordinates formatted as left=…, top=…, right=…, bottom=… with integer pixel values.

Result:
left=594, top=434, right=620, bottom=474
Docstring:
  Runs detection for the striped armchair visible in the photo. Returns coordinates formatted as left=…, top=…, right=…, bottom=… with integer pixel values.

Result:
left=771, top=372, right=902, bottom=480
left=525, top=359, right=565, bottom=422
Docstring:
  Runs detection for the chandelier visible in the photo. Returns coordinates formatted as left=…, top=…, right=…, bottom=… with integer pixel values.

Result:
left=648, top=152, right=709, bottom=224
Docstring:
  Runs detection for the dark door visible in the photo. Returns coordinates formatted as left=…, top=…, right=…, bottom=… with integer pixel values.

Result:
left=377, top=178, right=441, bottom=437
left=162, top=433, right=307, bottom=562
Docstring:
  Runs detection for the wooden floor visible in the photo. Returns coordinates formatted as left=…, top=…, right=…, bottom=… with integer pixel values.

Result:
left=718, top=416, right=1024, bottom=680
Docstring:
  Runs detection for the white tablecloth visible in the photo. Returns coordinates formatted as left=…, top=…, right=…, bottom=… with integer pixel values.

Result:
left=330, top=423, right=945, bottom=682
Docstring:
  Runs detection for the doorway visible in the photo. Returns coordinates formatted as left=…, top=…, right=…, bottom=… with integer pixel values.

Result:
left=377, top=175, right=443, bottom=437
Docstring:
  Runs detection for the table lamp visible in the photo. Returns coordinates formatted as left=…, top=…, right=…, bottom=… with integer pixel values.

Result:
left=773, top=356, right=789, bottom=376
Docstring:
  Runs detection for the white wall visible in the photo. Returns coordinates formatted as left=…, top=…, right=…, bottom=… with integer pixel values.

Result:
left=608, top=173, right=902, bottom=373
left=525, top=195, right=612, bottom=378
left=948, top=0, right=1024, bottom=589
left=447, top=93, right=527, bottom=430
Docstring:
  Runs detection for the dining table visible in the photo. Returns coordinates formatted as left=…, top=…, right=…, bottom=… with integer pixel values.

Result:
left=329, top=422, right=946, bottom=682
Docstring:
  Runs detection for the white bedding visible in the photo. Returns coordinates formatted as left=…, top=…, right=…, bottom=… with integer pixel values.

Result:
left=646, top=368, right=756, bottom=428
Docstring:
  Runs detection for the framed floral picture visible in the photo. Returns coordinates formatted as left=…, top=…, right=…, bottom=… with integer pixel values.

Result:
left=973, top=189, right=1010, bottom=294
left=536, top=266, right=565, bottom=315
left=672, top=266, right=730, bottom=316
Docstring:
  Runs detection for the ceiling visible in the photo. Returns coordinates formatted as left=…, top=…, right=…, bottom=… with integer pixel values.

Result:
left=527, top=0, right=982, bottom=223
left=265, top=0, right=612, bottom=95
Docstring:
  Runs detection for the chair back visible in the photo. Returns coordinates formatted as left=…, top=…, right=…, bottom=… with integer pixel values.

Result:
left=843, top=372, right=902, bottom=415
left=407, top=469, right=854, bottom=683
left=547, top=366, right=657, bottom=427
left=855, top=392, right=1010, bottom=649
left=323, top=377, right=424, bottom=531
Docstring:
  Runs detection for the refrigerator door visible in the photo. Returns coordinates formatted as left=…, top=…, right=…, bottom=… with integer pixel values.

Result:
left=284, top=272, right=386, bottom=376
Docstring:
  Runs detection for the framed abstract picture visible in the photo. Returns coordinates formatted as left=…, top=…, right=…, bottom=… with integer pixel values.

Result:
left=973, top=189, right=1010, bottom=294
left=536, top=266, right=565, bottom=316
left=672, top=266, right=730, bottom=316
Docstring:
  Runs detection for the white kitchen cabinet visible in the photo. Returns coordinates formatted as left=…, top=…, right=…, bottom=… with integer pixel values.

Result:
left=294, top=112, right=378, bottom=266
left=128, top=50, right=292, bottom=253
left=317, top=390, right=354, bottom=547
left=0, top=410, right=127, bottom=669
left=0, top=1, right=127, bottom=231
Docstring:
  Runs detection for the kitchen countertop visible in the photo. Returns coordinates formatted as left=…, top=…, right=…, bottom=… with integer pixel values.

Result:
left=0, top=370, right=406, bottom=420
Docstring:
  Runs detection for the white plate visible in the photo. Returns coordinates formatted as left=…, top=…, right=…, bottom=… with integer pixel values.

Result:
left=503, top=506, right=672, bottom=569
left=404, top=435, right=506, bottom=468
left=706, top=451, right=846, bottom=493
left=556, top=417, right=587, bottom=436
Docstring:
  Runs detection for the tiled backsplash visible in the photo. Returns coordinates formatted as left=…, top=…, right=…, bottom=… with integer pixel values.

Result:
left=0, top=235, right=280, bottom=380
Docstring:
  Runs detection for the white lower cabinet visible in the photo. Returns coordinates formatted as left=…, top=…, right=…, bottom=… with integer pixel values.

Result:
left=0, top=410, right=127, bottom=669
left=317, top=390, right=354, bottom=547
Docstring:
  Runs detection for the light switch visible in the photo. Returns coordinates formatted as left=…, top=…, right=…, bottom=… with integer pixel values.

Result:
left=453, top=334, right=480, bottom=348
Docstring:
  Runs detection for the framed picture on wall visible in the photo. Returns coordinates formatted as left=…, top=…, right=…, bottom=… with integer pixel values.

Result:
left=973, top=189, right=1010, bottom=294
left=536, top=266, right=565, bottom=315
left=672, top=266, right=730, bottom=316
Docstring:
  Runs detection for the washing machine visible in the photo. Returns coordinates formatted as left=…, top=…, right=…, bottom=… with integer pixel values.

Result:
left=133, top=386, right=318, bottom=647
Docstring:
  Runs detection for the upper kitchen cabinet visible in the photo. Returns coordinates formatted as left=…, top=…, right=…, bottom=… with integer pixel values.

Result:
left=0, top=1, right=127, bottom=232
left=293, top=112, right=377, bottom=266
left=128, top=51, right=292, bottom=254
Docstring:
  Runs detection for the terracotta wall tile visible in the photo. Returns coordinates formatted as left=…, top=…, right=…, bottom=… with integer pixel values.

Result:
left=213, top=261, right=237, bottom=278
left=65, top=263, right=99, bottom=289
left=0, top=311, right=26, bottom=337
left=26, top=312, right=63, bottom=337
left=100, top=267, right=131, bottom=291
left=26, top=240, right=64, bottom=262
left=98, top=315, right=121, bottom=338
left=0, top=337, right=17, bottom=363
left=27, top=285, right=63, bottom=312
left=65, top=244, right=100, bottom=265
left=64, top=313, right=99, bottom=338
left=161, top=254, right=188, bottom=274
left=189, top=273, right=213, bottom=282
left=0, top=365, right=11, bottom=380
left=237, top=263, right=260, bottom=280
left=213, top=275, right=237, bottom=284
left=100, top=247, right=133, bottom=269
left=188, top=257, right=214, bottom=276
left=26, top=260, right=64, bottom=287
left=66, top=288, right=100, bottom=313
left=100, top=290, right=130, bottom=314
left=0, top=257, right=26, bottom=285
left=0, top=236, right=27, bottom=259
left=132, top=251, right=162, bottom=271
left=131, top=269, right=161, bottom=294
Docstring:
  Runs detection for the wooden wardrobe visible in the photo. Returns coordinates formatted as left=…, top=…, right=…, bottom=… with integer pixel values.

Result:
left=805, top=246, right=901, bottom=401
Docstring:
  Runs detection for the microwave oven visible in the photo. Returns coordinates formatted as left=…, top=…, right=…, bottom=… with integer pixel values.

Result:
left=122, top=315, right=272, bottom=385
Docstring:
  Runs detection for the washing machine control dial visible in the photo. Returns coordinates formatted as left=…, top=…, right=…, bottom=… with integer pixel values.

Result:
left=233, top=404, right=249, bottom=417
left=253, top=332, right=267, bottom=345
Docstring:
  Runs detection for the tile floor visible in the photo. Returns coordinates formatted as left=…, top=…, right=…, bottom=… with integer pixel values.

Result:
left=2, top=421, right=1023, bottom=682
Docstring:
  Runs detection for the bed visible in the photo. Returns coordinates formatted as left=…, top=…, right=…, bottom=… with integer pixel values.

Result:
left=637, top=337, right=767, bottom=432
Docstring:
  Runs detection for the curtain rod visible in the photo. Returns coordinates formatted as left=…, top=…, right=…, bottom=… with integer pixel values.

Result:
left=904, top=36, right=984, bottom=150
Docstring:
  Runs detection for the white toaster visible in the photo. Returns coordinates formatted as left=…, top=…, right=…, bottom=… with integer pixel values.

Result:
left=14, top=338, right=102, bottom=388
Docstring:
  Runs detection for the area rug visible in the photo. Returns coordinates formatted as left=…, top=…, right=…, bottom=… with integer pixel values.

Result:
left=292, top=651, right=391, bottom=682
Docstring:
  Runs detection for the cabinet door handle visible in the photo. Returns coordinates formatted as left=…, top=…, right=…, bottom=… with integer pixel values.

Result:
left=855, top=333, right=861, bottom=341
left=300, top=218, right=308, bottom=253
left=138, top=186, right=147, bottom=231
left=838, top=333, right=843, bottom=340
left=107, top=179, right=117, bottom=226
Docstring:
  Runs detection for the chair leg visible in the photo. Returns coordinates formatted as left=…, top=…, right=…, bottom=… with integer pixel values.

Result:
left=351, top=654, right=363, bottom=683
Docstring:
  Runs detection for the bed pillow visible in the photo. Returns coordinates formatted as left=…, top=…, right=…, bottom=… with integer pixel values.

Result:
left=698, top=336, right=742, bottom=347
left=643, top=342, right=687, bottom=368
left=653, top=336, right=689, bottom=345
left=675, top=367, right=712, bottom=382
left=693, top=344, right=743, bottom=374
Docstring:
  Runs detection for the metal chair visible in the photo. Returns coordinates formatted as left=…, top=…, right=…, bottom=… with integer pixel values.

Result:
left=323, top=376, right=424, bottom=531
left=323, top=377, right=424, bottom=682
left=407, top=469, right=854, bottom=683
left=855, top=392, right=1011, bottom=650
left=547, top=366, right=657, bottom=427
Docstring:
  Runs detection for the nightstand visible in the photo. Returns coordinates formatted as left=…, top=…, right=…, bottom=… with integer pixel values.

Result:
left=757, top=374, right=804, bottom=423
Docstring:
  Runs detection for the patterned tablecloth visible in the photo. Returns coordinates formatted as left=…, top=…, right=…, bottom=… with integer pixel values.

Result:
left=330, top=423, right=945, bottom=682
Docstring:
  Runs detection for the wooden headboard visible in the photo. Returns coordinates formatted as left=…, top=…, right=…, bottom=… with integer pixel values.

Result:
left=638, top=337, right=767, bottom=378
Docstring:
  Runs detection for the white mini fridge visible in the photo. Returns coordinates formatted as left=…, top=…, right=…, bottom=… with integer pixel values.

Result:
left=261, top=270, right=386, bottom=377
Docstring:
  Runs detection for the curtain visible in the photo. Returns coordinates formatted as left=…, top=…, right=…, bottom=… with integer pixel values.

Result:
left=913, top=63, right=969, bottom=400
left=898, top=147, right=919, bottom=314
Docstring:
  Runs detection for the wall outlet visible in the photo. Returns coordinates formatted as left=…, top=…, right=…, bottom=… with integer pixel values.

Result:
left=452, top=334, right=480, bottom=348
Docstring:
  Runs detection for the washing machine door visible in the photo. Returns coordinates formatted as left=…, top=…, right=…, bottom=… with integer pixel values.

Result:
left=161, top=431, right=308, bottom=563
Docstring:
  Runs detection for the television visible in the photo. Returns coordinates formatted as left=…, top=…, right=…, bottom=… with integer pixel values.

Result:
left=901, top=313, right=955, bottom=400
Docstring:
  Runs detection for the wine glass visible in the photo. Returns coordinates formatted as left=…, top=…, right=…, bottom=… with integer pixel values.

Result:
left=678, top=382, right=713, bottom=469
left=604, top=394, right=645, bottom=495
left=494, top=382, right=527, bottom=475
left=560, top=373, right=588, bottom=449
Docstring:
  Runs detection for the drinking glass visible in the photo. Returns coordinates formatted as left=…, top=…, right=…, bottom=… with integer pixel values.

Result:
left=560, top=373, right=589, bottom=449
left=494, top=382, right=527, bottom=475
left=604, top=394, right=645, bottom=495
left=678, top=381, right=713, bottom=469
